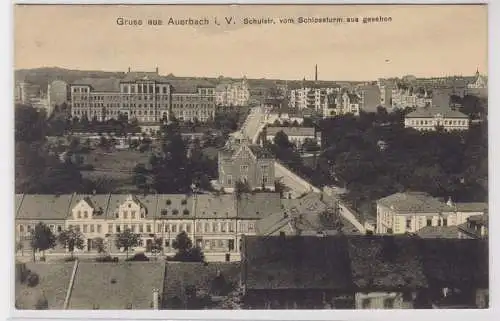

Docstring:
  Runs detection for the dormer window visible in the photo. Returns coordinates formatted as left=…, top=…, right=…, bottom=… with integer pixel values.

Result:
left=131, top=211, right=136, bottom=219
left=161, top=209, right=168, bottom=216
left=128, top=204, right=131, bottom=208
left=83, top=211, right=88, bottom=218
left=77, top=211, right=82, bottom=219
left=181, top=199, right=187, bottom=205
left=166, top=199, right=171, bottom=206
left=183, top=209, right=190, bottom=215
left=123, top=211, right=128, bottom=219
left=172, top=209, right=179, bottom=215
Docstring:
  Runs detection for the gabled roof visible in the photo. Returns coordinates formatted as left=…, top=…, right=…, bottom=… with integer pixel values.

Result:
left=16, top=194, right=75, bottom=220
left=154, top=194, right=193, bottom=219
left=71, top=78, right=121, bottom=92
left=121, top=71, right=166, bottom=83
left=452, top=202, right=488, bottom=213
left=68, top=194, right=111, bottom=218
left=69, top=262, right=165, bottom=309
left=195, top=194, right=236, bottom=219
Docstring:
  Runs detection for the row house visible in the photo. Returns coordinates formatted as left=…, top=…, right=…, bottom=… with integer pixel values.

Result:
left=15, top=192, right=284, bottom=262
left=215, top=77, right=250, bottom=107
left=218, top=139, right=276, bottom=192
left=375, top=192, right=487, bottom=235
left=171, top=86, right=215, bottom=123
left=288, top=85, right=337, bottom=111
left=264, top=126, right=321, bottom=149
left=404, top=106, right=470, bottom=131
left=390, top=88, right=432, bottom=109
left=323, top=91, right=361, bottom=117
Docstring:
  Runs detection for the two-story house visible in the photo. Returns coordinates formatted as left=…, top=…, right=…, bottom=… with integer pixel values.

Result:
left=218, top=140, right=275, bottom=192
left=375, top=192, right=487, bottom=235
left=264, top=126, right=321, bottom=150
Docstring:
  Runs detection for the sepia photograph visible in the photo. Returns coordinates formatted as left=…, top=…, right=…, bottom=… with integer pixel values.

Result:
left=13, top=3, right=488, bottom=311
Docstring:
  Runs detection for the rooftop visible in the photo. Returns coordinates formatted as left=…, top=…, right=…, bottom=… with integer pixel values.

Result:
left=265, top=127, right=316, bottom=137
left=405, top=106, right=469, bottom=119
left=69, top=262, right=165, bottom=309
left=377, top=192, right=449, bottom=214
left=16, top=194, right=75, bottom=220
left=416, top=226, right=459, bottom=239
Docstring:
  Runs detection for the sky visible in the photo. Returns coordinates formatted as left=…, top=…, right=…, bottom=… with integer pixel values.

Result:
left=14, top=4, right=488, bottom=81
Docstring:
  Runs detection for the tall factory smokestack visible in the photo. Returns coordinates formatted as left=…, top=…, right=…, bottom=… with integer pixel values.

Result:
left=315, top=64, right=318, bottom=82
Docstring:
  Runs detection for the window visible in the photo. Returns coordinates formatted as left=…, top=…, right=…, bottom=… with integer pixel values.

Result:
left=384, top=298, right=395, bottom=309
left=229, top=222, right=235, bottom=232
left=123, top=211, right=128, bottom=219
left=139, top=225, right=144, bottom=233
left=361, top=298, right=370, bottom=309
left=131, top=211, right=136, bottom=219
left=240, top=165, right=249, bottom=173
left=131, top=225, right=136, bottom=232
left=196, top=223, right=202, bottom=232
left=172, top=224, right=177, bottom=233
left=19, top=225, right=24, bottom=232
left=77, top=211, right=82, bottom=219
left=116, top=225, right=121, bottom=233
left=90, top=225, right=95, bottom=233
left=157, top=224, right=162, bottom=233
left=186, top=224, right=191, bottom=233
left=406, top=218, right=411, bottom=229
left=108, top=224, right=113, bottom=233
left=226, top=175, right=232, bottom=186
left=205, top=223, right=210, bottom=233
left=212, top=222, right=217, bottom=233
left=57, top=225, right=62, bottom=232
left=83, top=211, right=88, bottom=218
left=262, top=176, right=269, bottom=185
left=97, top=225, right=101, bottom=233
left=248, top=223, right=255, bottom=232
left=165, top=239, right=170, bottom=247
left=83, top=225, right=88, bottom=233
left=426, top=217, right=432, bottom=226
left=146, top=224, right=152, bottom=233
left=221, top=222, right=227, bottom=232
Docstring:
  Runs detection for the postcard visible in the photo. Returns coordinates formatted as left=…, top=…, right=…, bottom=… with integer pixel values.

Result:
left=13, top=3, right=488, bottom=312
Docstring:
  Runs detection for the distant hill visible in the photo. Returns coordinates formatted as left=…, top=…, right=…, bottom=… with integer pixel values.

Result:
left=14, top=67, right=126, bottom=91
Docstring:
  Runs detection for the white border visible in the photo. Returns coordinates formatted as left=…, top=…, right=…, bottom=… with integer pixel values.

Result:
left=2, top=1, right=497, bottom=321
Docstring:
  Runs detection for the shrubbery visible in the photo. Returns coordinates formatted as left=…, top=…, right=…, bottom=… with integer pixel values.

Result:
left=26, top=272, right=40, bottom=287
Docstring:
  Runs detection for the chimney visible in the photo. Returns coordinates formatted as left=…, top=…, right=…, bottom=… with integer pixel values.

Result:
left=128, top=67, right=131, bottom=73
left=315, top=64, right=318, bottom=82
left=152, top=288, right=159, bottom=310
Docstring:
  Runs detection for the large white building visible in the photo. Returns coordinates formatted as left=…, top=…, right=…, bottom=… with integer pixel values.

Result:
left=265, top=126, right=321, bottom=149
left=404, top=106, right=470, bottom=131
left=288, top=85, right=337, bottom=111
left=375, top=192, right=487, bottom=235
left=15, top=192, right=284, bottom=262
left=215, top=77, right=250, bottom=107
left=323, top=91, right=361, bottom=117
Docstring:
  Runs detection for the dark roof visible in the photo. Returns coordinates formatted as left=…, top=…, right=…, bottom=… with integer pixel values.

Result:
left=237, top=193, right=282, bottom=219
left=243, top=236, right=353, bottom=290
left=419, top=239, right=488, bottom=288
left=121, top=71, right=166, bottom=83
left=347, top=236, right=428, bottom=290
left=248, top=145, right=274, bottom=159
left=416, top=226, right=459, bottom=239
left=71, top=78, right=121, bottom=92
left=377, top=192, right=448, bottom=214
left=16, top=194, right=75, bottom=220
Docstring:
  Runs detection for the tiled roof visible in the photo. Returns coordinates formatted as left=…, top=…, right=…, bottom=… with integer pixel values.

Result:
left=68, top=194, right=111, bottom=219
left=121, top=72, right=166, bottom=83
left=243, top=236, right=353, bottom=290
left=419, top=239, right=488, bottom=288
left=16, top=194, right=75, bottom=220
left=347, top=236, right=428, bottom=290
left=377, top=192, right=448, bottom=214
left=154, top=194, right=193, bottom=219
left=255, top=211, right=293, bottom=235
left=416, top=226, right=459, bottom=239
left=452, top=202, right=488, bottom=213
left=69, top=262, right=165, bottom=309
left=237, top=193, right=282, bottom=219
left=194, top=194, right=236, bottom=219
left=71, top=78, right=121, bottom=92
left=405, top=106, right=468, bottom=119
left=247, top=145, right=274, bottom=159
left=265, top=127, right=316, bottom=137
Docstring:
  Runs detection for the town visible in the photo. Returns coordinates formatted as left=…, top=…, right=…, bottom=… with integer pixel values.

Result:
left=14, top=64, right=488, bottom=310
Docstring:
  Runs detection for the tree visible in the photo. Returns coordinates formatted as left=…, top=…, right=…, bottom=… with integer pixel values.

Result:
left=115, top=229, right=140, bottom=259
left=318, top=208, right=344, bottom=232
left=234, top=180, right=252, bottom=199
left=133, top=163, right=149, bottom=192
left=302, top=138, right=320, bottom=152
left=94, top=237, right=106, bottom=256
left=274, top=180, right=287, bottom=198
left=58, top=227, right=85, bottom=259
left=151, top=237, right=163, bottom=256
left=30, top=222, right=56, bottom=261
left=172, top=231, right=204, bottom=262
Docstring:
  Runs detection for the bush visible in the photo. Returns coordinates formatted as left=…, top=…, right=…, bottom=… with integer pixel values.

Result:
left=126, top=253, right=149, bottom=261
left=113, top=257, right=119, bottom=262
left=79, top=164, right=95, bottom=171
left=95, top=255, right=114, bottom=262
left=26, top=273, right=40, bottom=287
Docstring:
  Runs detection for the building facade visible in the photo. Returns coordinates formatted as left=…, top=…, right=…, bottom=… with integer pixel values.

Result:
left=265, top=126, right=321, bottom=149
left=70, top=69, right=215, bottom=124
left=215, top=78, right=250, bottom=107
left=404, top=107, right=470, bottom=131
left=47, top=80, right=69, bottom=110
left=375, top=192, right=487, bottom=235
left=323, top=91, right=361, bottom=117
left=289, top=85, right=337, bottom=111
left=218, top=140, right=276, bottom=192
left=15, top=192, right=284, bottom=262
